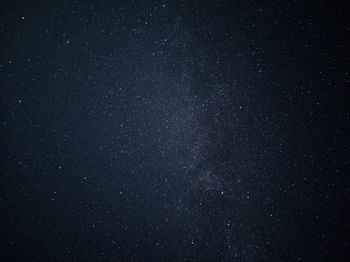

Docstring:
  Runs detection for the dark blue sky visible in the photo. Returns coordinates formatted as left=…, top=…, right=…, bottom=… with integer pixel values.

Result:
left=1, top=0, right=349, bottom=260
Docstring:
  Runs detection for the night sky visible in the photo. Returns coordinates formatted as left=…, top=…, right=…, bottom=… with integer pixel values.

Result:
left=1, top=0, right=349, bottom=261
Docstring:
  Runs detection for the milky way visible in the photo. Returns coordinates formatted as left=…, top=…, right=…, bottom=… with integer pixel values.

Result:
left=1, top=1, right=348, bottom=261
